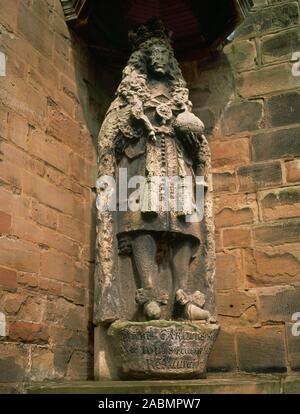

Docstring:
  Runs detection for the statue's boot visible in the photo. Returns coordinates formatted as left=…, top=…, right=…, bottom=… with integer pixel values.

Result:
left=144, top=301, right=161, bottom=320
left=135, top=288, right=166, bottom=320
left=175, top=288, right=212, bottom=322
left=184, top=303, right=210, bottom=321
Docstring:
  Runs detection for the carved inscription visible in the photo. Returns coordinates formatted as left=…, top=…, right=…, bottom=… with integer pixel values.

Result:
left=115, top=324, right=218, bottom=376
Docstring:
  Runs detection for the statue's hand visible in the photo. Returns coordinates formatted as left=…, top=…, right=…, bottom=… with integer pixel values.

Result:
left=174, top=111, right=204, bottom=155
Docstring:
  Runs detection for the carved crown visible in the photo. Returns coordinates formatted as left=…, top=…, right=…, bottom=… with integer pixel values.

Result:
left=128, top=18, right=172, bottom=50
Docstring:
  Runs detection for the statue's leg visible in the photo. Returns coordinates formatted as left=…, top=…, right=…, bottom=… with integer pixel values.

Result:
left=131, top=232, right=161, bottom=320
left=171, top=237, right=194, bottom=293
left=132, top=232, right=157, bottom=289
left=171, top=238, right=210, bottom=321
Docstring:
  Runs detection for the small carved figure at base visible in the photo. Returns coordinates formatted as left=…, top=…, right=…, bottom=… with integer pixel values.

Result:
left=175, top=289, right=214, bottom=322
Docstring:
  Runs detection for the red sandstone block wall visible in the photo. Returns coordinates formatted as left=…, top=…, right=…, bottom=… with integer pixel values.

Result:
left=0, top=0, right=112, bottom=391
left=182, top=0, right=300, bottom=373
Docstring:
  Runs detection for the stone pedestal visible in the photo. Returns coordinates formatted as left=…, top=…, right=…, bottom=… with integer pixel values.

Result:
left=107, top=320, right=219, bottom=380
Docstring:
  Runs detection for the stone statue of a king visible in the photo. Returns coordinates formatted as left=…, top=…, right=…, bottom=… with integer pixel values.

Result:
left=94, top=18, right=218, bottom=379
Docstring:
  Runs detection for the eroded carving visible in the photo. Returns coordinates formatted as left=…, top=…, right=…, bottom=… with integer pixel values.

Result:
left=94, top=17, right=217, bottom=326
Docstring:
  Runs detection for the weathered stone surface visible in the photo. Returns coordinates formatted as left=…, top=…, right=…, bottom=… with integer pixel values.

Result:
left=2, top=291, right=27, bottom=315
left=217, top=307, right=259, bottom=329
left=0, top=0, right=20, bottom=31
left=0, top=210, right=12, bottom=234
left=0, top=342, right=28, bottom=382
left=283, top=376, right=300, bottom=394
left=49, top=326, right=89, bottom=352
left=216, top=251, right=243, bottom=290
left=268, top=0, right=292, bottom=3
left=252, top=127, right=300, bottom=161
left=218, top=305, right=260, bottom=329
left=17, top=3, right=53, bottom=59
left=261, top=28, right=300, bottom=64
left=215, top=207, right=254, bottom=228
left=212, top=172, right=236, bottom=192
left=268, top=92, right=300, bottom=128
left=254, top=222, right=300, bottom=245
left=17, top=295, right=46, bottom=323
left=193, top=107, right=215, bottom=134
left=46, top=298, right=87, bottom=332
left=245, top=245, right=300, bottom=286
left=0, top=238, right=40, bottom=273
left=237, top=64, right=300, bottom=97
left=0, top=312, right=6, bottom=337
left=216, top=291, right=257, bottom=317
left=53, top=347, right=73, bottom=377
left=58, top=214, right=86, bottom=244
left=46, top=100, right=82, bottom=154
left=0, top=383, right=21, bottom=394
left=237, top=326, right=287, bottom=372
left=62, top=284, right=85, bottom=306
left=30, top=347, right=55, bottom=381
left=211, top=138, right=250, bottom=168
left=0, top=267, right=17, bottom=290
left=30, top=200, right=58, bottom=230
left=26, top=375, right=284, bottom=394
left=18, top=272, right=38, bottom=289
left=9, top=321, right=49, bottom=344
left=29, top=129, right=70, bottom=174
left=258, top=286, right=300, bottom=322
left=214, top=193, right=257, bottom=216
left=253, top=0, right=267, bottom=7
left=108, top=320, right=219, bottom=379
left=0, top=108, right=8, bottom=141
left=259, top=187, right=300, bottom=221
left=286, top=323, right=300, bottom=371
left=215, top=231, right=222, bottom=252
left=235, top=2, right=299, bottom=39
left=237, top=162, right=282, bottom=192
left=0, top=78, right=47, bottom=127
left=22, top=172, right=82, bottom=221
left=224, top=40, right=256, bottom=72
left=41, top=250, right=73, bottom=283
left=286, top=160, right=300, bottom=183
left=189, top=59, right=234, bottom=109
left=0, top=0, right=98, bottom=386
left=223, top=228, right=251, bottom=248
left=207, top=328, right=236, bottom=372
left=67, top=351, right=91, bottom=380
left=221, top=100, right=263, bottom=135
left=239, top=305, right=259, bottom=326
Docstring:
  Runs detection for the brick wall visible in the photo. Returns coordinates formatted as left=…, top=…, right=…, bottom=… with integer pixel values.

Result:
left=0, top=0, right=116, bottom=392
left=181, top=0, right=300, bottom=373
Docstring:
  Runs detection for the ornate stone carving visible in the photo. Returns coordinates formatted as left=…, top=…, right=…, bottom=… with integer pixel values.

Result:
left=108, top=320, right=219, bottom=379
left=60, top=0, right=89, bottom=22
left=94, top=18, right=218, bottom=379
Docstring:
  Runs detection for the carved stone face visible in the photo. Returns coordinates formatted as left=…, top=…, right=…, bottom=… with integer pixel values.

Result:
left=147, top=43, right=170, bottom=77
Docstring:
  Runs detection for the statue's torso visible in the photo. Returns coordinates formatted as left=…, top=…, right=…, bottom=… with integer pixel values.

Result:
left=115, top=80, right=200, bottom=241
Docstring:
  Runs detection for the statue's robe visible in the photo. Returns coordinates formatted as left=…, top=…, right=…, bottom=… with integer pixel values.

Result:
left=116, top=91, right=202, bottom=243
left=94, top=80, right=216, bottom=324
